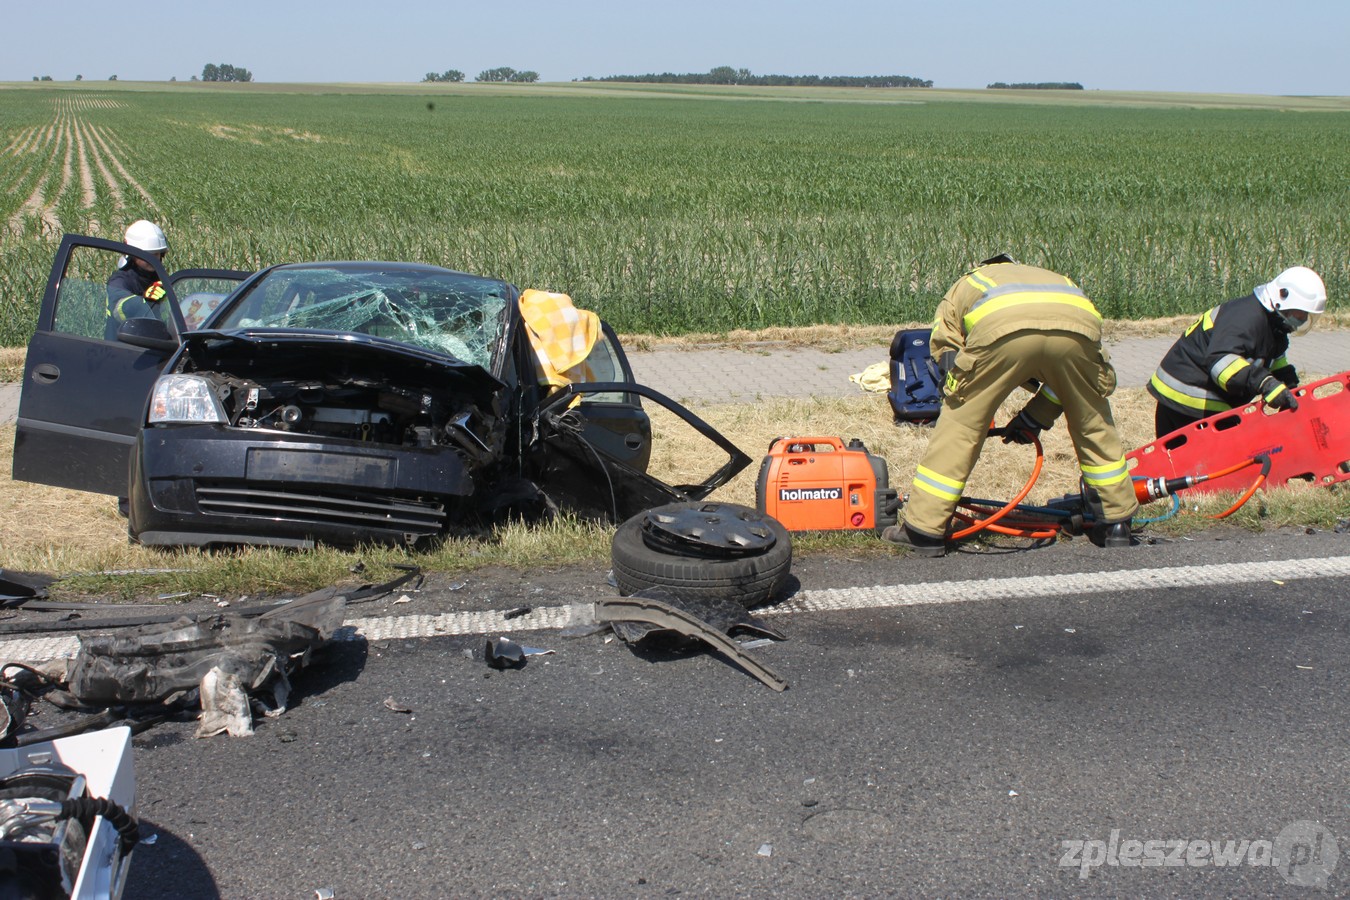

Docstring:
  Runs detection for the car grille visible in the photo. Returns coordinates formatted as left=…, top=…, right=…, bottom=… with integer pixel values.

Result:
left=195, top=483, right=447, bottom=536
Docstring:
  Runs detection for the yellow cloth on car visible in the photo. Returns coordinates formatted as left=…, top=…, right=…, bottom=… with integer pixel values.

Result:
left=518, top=288, right=600, bottom=389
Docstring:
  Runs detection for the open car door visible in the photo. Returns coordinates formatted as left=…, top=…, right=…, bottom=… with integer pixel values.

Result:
left=563, top=322, right=655, bottom=472
left=11, top=234, right=249, bottom=495
left=520, top=316, right=750, bottom=521
left=534, top=380, right=751, bottom=522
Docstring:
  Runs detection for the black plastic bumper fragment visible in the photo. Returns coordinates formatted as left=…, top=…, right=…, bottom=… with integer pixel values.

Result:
left=594, top=595, right=787, bottom=692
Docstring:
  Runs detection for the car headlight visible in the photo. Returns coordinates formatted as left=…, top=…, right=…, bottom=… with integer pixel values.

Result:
left=148, top=375, right=227, bottom=424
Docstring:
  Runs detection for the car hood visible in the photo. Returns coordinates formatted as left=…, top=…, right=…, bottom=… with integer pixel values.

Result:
left=181, top=329, right=507, bottom=407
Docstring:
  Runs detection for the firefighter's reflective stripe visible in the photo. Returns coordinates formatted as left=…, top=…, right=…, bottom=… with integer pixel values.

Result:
left=965, top=271, right=998, bottom=294
left=1211, top=353, right=1250, bottom=389
left=1040, top=384, right=1062, bottom=406
left=1149, top=368, right=1232, bottom=413
left=1081, top=458, right=1130, bottom=488
left=913, top=465, right=964, bottom=502
left=962, top=282, right=1099, bottom=332
left=111, top=295, right=139, bottom=323
left=1184, top=307, right=1219, bottom=337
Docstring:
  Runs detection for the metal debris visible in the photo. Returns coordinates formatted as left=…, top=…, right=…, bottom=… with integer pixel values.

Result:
left=485, top=637, right=527, bottom=669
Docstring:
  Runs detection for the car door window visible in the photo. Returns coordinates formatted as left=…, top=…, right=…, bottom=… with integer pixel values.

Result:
left=571, top=324, right=642, bottom=405
left=577, top=332, right=626, bottom=403
left=52, top=244, right=173, bottom=341
left=169, top=272, right=250, bottom=330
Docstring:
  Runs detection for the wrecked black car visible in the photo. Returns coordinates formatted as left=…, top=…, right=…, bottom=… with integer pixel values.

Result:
left=12, top=235, right=749, bottom=548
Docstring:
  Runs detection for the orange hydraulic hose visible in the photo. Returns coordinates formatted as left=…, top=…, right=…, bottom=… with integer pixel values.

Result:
left=942, top=437, right=1268, bottom=544
left=950, top=432, right=1051, bottom=540
left=953, top=515, right=1062, bottom=540
left=1208, top=474, right=1267, bottom=519
left=1206, top=455, right=1271, bottom=519
left=1202, top=456, right=1263, bottom=482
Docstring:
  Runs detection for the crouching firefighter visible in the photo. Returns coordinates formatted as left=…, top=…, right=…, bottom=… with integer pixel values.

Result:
left=884, top=256, right=1139, bottom=557
left=1148, top=266, right=1327, bottom=439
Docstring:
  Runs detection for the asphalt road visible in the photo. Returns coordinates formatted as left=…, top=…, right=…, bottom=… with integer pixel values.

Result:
left=4, top=332, right=1349, bottom=897
left=78, top=528, right=1348, bottom=899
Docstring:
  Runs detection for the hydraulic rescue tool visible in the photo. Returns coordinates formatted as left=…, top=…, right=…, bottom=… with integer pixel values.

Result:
left=954, top=428, right=1275, bottom=544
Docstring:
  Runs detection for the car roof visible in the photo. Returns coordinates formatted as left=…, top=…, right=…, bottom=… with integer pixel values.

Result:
left=263, top=260, right=511, bottom=282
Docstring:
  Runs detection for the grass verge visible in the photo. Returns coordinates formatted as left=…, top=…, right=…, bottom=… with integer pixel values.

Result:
left=3, top=380, right=1347, bottom=604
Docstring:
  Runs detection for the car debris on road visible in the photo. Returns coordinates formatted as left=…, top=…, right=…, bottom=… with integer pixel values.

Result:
left=595, top=592, right=789, bottom=692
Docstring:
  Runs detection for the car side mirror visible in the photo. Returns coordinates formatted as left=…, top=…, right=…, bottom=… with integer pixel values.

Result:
left=118, top=317, right=177, bottom=352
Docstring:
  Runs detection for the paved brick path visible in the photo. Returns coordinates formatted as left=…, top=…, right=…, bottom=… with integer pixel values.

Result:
left=624, top=332, right=1348, bottom=404
left=3, top=332, right=1346, bottom=421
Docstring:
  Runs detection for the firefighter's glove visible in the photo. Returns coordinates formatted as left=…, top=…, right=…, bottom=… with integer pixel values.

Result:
left=1261, top=377, right=1298, bottom=412
left=143, top=281, right=166, bottom=302
left=1001, top=409, right=1043, bottom=445
left=935, top=350, right=957, bottom=379
left=931, top=350, right=957, bottom=400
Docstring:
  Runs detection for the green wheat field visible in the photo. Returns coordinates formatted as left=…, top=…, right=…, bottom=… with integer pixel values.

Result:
left=1, top=81, right=1347, bottom=346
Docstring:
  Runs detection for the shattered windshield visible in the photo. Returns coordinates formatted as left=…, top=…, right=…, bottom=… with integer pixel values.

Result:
left=214, top=265, right=513, bottom=368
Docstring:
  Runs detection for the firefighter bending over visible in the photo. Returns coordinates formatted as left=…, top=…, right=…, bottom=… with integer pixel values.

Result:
left=885, top=256, right=1138, bottom=557
left=1148, top=266, right=1326, bottom=439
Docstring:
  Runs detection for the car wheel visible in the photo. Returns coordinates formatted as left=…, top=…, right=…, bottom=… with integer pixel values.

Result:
left=611, top=502, right=792, bottom=609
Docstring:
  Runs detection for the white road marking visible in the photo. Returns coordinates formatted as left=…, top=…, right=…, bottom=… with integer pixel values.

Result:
left=1, top=554, right=1346, bottom=664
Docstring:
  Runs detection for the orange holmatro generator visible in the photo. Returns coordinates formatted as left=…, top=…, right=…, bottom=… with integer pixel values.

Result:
left=755, top=436, right=899, bottom=532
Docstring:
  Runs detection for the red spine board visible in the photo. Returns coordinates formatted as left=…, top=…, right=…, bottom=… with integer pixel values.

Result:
left=1127, top=371, right=1350, bottom=494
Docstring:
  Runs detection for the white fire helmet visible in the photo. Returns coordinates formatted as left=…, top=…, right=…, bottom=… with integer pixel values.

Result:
left=1255, top=266, right=1326, bottom=336
left=123, top=220, right=168, bottom=254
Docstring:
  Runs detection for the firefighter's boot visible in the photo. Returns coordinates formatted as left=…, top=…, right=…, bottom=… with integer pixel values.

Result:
left=1090, top=520, right=1134, bottom=548
left=1082, top=484, right=1135, bottom=548
left=882, top=523, right=948, bottom=557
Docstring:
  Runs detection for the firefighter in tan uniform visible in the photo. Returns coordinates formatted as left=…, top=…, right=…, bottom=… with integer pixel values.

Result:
left=884, top=258, right=1139, bottom=557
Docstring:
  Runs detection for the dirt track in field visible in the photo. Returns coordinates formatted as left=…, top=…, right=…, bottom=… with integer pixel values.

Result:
left=3, top=95, right=157, bottom=237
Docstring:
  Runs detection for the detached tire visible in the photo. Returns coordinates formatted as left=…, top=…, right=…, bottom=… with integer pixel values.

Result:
left=611, top=502, right=792, bottom=609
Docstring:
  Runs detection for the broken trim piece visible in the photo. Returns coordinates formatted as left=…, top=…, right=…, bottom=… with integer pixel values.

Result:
left=0, top=565, right=422, bottom=637
left=594, top=596, right=788, bottom=692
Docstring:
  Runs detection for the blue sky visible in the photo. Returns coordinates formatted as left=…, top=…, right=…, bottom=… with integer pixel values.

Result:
left=7, top=0, right=1347, bottom=95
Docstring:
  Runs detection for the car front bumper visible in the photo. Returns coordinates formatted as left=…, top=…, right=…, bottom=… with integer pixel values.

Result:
left=128, top=425, right=479, bottom=548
